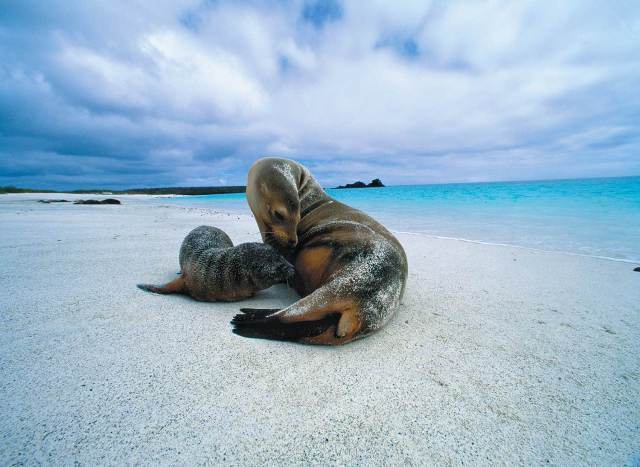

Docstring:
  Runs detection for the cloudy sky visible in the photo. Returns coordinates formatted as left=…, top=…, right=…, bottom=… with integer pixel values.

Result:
left=1, top=0, right=639, bottom=189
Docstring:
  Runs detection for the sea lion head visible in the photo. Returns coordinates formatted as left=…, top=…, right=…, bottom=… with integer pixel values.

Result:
left=247, top=158, right=301, bottom=251
left=238, top=242, right=296, bottom=288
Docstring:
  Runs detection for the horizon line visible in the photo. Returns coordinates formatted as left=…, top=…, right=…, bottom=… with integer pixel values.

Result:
left=2, top=173, right=639, bottom=193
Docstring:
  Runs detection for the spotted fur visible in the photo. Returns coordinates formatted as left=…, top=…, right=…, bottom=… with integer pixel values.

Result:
left=138, top=225, right=295, bottom=302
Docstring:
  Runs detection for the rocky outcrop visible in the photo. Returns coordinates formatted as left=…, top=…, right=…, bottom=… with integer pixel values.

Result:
left=336, top=179, right=385, bottom=189
left=73, top=199, right=121, bottom=205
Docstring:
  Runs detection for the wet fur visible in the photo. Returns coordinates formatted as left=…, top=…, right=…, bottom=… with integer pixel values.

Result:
left=233, top=158, right=408, bottom=344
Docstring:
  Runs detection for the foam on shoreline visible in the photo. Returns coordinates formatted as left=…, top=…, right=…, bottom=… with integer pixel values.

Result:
left=393, top=230, right=640, bottom=264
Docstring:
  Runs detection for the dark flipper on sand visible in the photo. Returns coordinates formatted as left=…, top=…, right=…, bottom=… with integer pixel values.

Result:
left=234, top=308, right=281, bottom=321
left=231, top=309, right=339, bottom=342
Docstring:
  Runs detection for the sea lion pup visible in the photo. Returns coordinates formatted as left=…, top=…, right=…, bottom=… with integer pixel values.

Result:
left=137, top=225, right=295, bottom=302
left=231, top=157, right=408, bottom=345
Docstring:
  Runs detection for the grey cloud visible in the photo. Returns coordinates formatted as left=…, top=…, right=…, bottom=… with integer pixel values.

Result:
left=1, top=0, right=639, bottom=190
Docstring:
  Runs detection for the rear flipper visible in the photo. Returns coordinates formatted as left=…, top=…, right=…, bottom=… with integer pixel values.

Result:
left=230, top=285, right=362, bottom=345
left=232, top=309, right=340, bottom=342
left=137, top=275, right=185, bottom=295
left=235, top=308, right=282, bottom=321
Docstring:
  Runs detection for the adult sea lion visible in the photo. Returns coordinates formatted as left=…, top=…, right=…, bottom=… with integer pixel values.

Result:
left=138, top=225, right=295, bottom=302
left=231, top=158, right=408, bottom=345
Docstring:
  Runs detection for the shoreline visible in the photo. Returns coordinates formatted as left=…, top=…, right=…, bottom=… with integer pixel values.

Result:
left=5, top=192, right=638, bottom=266
left=394, top=230, right=640, bottom=265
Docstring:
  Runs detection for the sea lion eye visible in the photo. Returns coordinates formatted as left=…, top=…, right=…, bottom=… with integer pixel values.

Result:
left=273, top=210, right=285, bottom=222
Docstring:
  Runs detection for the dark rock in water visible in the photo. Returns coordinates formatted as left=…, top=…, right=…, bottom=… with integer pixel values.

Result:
left=345, top=181, right=367, bottom=188
left=74, top=199, right=101, bottom=205
left=634, top=266, right=640, bottom=272
left=74, top=198, right=121, bottom=205
left=38, top=199, right=70, bottom=203
left=336, top=179, right=385, bottom=189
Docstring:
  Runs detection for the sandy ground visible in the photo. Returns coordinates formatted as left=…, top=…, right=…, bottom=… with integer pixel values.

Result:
left=1, top=194, right=639, bottom=465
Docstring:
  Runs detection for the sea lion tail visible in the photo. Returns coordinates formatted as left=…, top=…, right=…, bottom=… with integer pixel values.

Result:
left=137, top=275, right=186, bottom=295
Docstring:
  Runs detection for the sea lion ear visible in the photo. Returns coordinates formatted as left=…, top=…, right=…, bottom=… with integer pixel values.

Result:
left=260, top=182, right=269, bottom=195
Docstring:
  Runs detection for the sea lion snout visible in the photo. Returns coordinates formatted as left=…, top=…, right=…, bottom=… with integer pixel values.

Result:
left=263, top=228, right=298, bottom=256
left=269, top=226, right=297, bottom=248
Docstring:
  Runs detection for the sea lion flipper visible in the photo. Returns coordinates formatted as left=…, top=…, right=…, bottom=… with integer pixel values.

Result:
left=233, top=308, right=281, bottom=322
left=231, top=284, right=362, bottom=344
left=239, top=307, right=281, bottom=315
left=137, top=276, right=185, bottom=295
left=231, top=312, right=340, bottom=342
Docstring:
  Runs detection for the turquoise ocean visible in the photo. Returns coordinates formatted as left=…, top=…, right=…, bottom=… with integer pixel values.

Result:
left=167, top=176, right=640, bottom=263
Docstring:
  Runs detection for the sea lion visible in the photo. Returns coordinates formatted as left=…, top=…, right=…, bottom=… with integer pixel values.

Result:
left=231, top=157, right=408, bottom=345
left=138, top=225, right=295, bottom=302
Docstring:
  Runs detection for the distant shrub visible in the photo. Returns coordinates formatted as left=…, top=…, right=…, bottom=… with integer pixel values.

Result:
left=0, top=186, right=56, bottom=194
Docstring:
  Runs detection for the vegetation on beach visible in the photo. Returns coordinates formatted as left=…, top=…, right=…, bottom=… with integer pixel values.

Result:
left=0, top=186, right=57, bottom=194
left=1, top=186, right=246, bottom=195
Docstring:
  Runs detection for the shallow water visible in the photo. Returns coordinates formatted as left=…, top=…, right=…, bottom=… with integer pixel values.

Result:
left=167, top=176, right=640, bottom=263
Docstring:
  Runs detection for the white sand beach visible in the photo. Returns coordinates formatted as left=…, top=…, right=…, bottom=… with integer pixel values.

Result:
left=1, top=194, right=639, bottom=465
